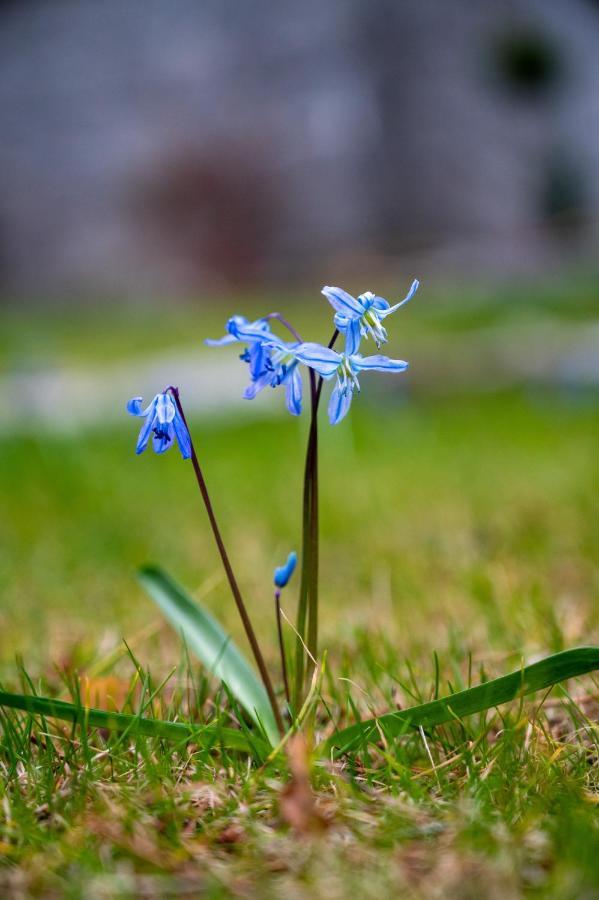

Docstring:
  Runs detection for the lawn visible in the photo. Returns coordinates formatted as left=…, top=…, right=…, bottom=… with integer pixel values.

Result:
left=1, top=282, right=598, bottom=897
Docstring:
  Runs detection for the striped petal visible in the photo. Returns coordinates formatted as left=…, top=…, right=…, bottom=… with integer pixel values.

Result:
left=172, top=411, right=192, bottom=459
left=155, top=392, right=176, bottom=424
left=134, top=396, right=159, bottom=454
left=152, top=422, right=175, bottom=454
left=378, top=279, right=419, bottom=318
left=228, top=317, right=271, bottom=343
left=127, top=396, right=152, bottom=417
left=328, top=383, right=354, bottom=425
left=205, top=333, right=238, bottom=347
left=354, top=355, right=409, bottom=373
left=284, top=365, right=302, bottom=416
left=243, top=371, right=273, bottom=400
left=321, top=286, right=363, bottom=317
left=344, top=319, right=362, bottom=357
left=294, top=342, right=341, bottom=378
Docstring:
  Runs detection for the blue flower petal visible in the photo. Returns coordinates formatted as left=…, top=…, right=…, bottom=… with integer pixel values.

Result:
left=294, top=342, right=340, bottom=377
left=328, top=383, right=354, bottom=425
left=205, top=316, right=248, bottom=346
left=152, top=421, right=175, bottom=454
left=172, top=410, right=192, bottom=459
left=155, top=392, right=176, bottom=424
left=243, top=371, right=272, bottom=400
left=356, top=291, right=377, bottom=308
left=285, top=365, right=302, bottom=416
left=205, top=334, right=238, bottom=347
left=379, top=279, right=419, bottom=318
left=321, top=286, right=363, bottom=317
left=127, top=396, right=145, bottom=416
left=263, top=336, right=297, bottom=356
left=371, top=296, right=390, bottom=311
left=274, top=551, right=297, bottom=588
left=354, top=355, right=409, bottom=373
left=228, top=317, right=271, bottom=343
left=248, top=341, right=271, bottom=380
left=345, top=319, right=362, bottom=357
left=134, top=396, right=159, bottom=454
left=333, top=312, right=350, bottom=331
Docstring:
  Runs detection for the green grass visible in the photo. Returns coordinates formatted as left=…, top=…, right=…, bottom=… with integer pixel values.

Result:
left=1, top=285, right=599, bottom=896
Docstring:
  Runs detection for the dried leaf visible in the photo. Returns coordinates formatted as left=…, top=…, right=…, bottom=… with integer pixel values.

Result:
left=279, top=733, right=328, bottom=835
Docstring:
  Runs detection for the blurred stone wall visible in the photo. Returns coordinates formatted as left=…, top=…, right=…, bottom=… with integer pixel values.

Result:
left=0, top=0, right=598, bottom=299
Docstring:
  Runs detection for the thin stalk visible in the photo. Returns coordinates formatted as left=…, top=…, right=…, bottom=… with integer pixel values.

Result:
left=169, top=387, right=284, bottom=737
left=293, top=368, right=316, bottom=711
left=294, top=328, right=339, bottom=709
left=275, top=589, right=290, bottom=707
left=306, top=384, right=319, bottom=667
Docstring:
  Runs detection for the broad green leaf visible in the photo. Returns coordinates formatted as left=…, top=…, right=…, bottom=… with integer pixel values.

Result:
left=326, top=646, right=599, bottom=754
left=138, top=565, right=279, bottom=747
left=0, top=690, right=263, bottom=755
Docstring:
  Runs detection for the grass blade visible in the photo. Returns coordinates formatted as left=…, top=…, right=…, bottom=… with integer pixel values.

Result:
left=326, top=646, right=599, bottom=754
left=138, top=565, right=279, bottom=747
left=0, top=689, right=263, bottom=754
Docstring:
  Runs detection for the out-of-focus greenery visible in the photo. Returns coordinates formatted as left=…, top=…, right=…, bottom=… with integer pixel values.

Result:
left=1, top=279, right=598, bottom=896
left=2, top=388, right=597, bottom=665
left=1, top=277, right=598, bottom=665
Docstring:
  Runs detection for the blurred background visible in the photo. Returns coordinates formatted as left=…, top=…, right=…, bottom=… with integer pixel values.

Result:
left=0, top=1, right=597, bottom=669
left=1, top=0, right=599, bottom=298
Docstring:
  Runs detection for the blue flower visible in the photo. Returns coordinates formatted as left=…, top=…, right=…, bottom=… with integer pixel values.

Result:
left=127, top=392, right=192, bottom=459
left=206, top=317, right=304, bottom=416
left=322, top=279, right=419, bottom=348
left=274, top=551, right=297, bottom=588
left=293, top=329, right=408, bottom=425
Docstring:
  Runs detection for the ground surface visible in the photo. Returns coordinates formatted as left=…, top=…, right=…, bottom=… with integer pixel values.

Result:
left=1, top=279, right=598, bottom=897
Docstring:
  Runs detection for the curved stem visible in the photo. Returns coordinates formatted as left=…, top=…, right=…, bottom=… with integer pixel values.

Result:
left=264, top=312, right=303, bottom=344
left=169, top=387, right=284, bottom=737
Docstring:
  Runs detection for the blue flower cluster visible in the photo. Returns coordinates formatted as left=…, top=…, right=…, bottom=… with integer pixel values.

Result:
left=207, top=280, right=418, bottom=425
left=206, top=317, right=303, bottom=417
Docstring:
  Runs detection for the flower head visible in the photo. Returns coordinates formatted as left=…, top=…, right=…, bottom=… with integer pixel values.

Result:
left=293, top=329, right=408, bottom=425
left=127, top=392, right=191, bottom=459
left=274, top=551, right=297, bottom=589
left=322, top=279, right=419, bottom=348
left=207, top=316, right=304, bottom=416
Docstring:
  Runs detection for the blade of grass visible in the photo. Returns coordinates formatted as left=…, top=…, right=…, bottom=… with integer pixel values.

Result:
left=326, top=647, right=599, bottom=754
left=0, top=689, right=262, bottom=755
left=138, top=565, right=279, bottom=747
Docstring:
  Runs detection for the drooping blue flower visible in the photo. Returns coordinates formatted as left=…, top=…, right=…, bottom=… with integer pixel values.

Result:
left=206, top=316, right=304, bottom=416
left=127, top=392, right=192, bottom=459
left=274, top=551, right=297, bottom=589
left=292, top=328, right=408, bottom=425
left=322, top=279, right=419, bottom=348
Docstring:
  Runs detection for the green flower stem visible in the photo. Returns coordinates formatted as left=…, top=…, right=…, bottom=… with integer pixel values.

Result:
left=293, top=368, right=316, bottom=711
left=294, top=329, right=339, bottom=711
